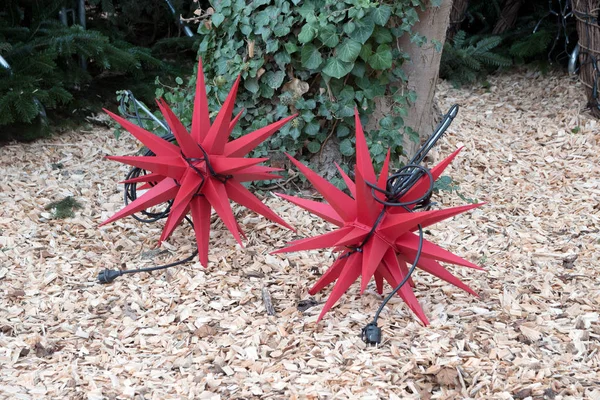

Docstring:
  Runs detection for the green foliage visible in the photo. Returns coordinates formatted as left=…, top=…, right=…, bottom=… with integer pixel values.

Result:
left=442, top=0, right=576, bottom=86
left=45, top=196, right=83, bottom=219
left=440, top=31, right=512, bottom=86
left=0, top=0, right=183, bottom=141
left=155, top=0, right=429, bottom=175
left=458, top=0, right=576, bottom=67
left=508, top=30, right=554, bottom=61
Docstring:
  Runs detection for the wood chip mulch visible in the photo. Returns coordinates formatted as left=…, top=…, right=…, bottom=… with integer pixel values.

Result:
left=1, top=71, right=599, bottom=399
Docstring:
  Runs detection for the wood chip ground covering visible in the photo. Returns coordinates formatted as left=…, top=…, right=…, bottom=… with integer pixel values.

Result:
left=1, top=71, right=600, bottom=399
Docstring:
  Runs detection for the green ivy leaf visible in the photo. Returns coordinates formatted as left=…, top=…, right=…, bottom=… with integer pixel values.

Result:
left=405, top=126, right=419, bottom=143
left=274, top=25, right=291, bottom=37
left=264, top=70, right=285, bottom=89
left=240, top=24, right=252, bottom=35
left=351, top=61, right=366, bottom=78
left=339, top=86, right=355, bottom=101
left=336, top=39, right=362, bottom=63
left=379, top=115, right=393, bottom=129
left=212, top=13, right=225, bottom=27
left=359, top=42, right=372, bottom=61
left=266, top=39, right=279, bottom=53
left=305, top=121, right=320, bottom=135
left=307, top=141, right=321, bottom=153
left=244, top=77, right=259, bottom=94
left=175, top=76, right=183, bottom=85
left=407, top=90, right=417, bottom=104
left=274, top=51, right=291, bottom=68
left=371, top=5, right=392, bottom=26
left=255, top=12, right=270, bottom=26
left=289, top=127, right=301, bottom=139
left=371, top=142, right=384, bottom=156
left=319, top=25, right=340, bottom=48
left=337, top=102, right=355, bottom=118
left=301, top=44, right=323, bottom=69
left=322, top=58, right=353, bottom=79
left=301, top=110, right=315, bottom=122
left=337, top=124, right=350, bottom=138
left=343, top=21, right=356, bottom=35
left=350, top=16, right=374, bottom=44
left=372, top=26, right=393, bottom=44
left=368, top=44, right=392, bottom=70
left=284, top=42, right=298, bottom=54
left=431, top=38, right=443, bottom=52
left=298, top=24, right=317, bottom=44
left=340, top=138, right=354, bottom=156
left=404, top=8, right=419, bottom=25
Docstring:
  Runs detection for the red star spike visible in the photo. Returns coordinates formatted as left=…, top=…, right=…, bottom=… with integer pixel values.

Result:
left=275, top=109, right=483, bottom=323
left=101, top=58, right=296, bottom=267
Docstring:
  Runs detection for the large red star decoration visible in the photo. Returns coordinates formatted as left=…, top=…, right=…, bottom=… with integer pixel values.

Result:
left=274, top=110, right=483, bottom=324
left=101, top=59, right=295, bottom=266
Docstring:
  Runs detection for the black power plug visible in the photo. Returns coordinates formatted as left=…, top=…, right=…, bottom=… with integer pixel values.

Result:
left=361, top=322, right=382, bottom=345
left=97, top=269, right=123, bottom=284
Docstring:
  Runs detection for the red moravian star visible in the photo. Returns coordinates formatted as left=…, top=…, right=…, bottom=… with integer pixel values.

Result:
left=274, top=110, right=483, bottom=323
left=101, top=59, right=295, bottom=266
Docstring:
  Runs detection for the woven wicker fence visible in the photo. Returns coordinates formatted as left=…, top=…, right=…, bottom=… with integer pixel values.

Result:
left=573, top=0, right=600, bottom=118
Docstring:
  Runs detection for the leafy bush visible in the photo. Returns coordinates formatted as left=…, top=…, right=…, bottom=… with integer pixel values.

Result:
left=154, top=0, right=429, bottom=180
left=440, top=30, right=512, bottom=86
left=0, top=0, right=185, bottom=141
left=444, top=0, right=577, bottom=83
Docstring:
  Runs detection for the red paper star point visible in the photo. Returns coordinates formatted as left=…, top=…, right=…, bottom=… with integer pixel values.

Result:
left=102, top=58, right=296, bottom=267
left=275, top=110, right=483, bottom=323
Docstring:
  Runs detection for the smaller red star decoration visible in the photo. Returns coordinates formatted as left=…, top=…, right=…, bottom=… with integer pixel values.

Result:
left=274, top=110, right=484, bottom=323
left=101, top=59, right=295, bottom=266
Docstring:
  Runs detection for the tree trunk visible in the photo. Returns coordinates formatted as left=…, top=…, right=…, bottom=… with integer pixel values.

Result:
left=379, top=0, right=452, bottom=160
left=573, top=0, right=600, bottom=118
left=447, top=0, right=469, bottom=41
left=492, top=0, right=523, bottom=35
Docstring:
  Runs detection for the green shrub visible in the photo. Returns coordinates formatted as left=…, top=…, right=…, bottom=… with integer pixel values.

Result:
left=153, top=0, right=430, bottom=181
left=440, top=30, right=512, bottom=86
left=0, top=0, right=176, bottom=141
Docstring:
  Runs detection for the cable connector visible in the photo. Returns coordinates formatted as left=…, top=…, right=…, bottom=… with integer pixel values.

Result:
left=97, top=269, right=123, bottom=284
left=361, top=322, right=382, bottom=345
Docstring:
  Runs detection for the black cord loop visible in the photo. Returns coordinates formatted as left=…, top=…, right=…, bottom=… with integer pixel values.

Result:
left=359, top=104, right=459, bottom=345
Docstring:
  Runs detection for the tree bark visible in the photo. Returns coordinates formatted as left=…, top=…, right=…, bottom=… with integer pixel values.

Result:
left=492, top=0, right=523, bottom=35
left=393, top=0, right=452, bottom=160
left=447, top=0, right=470, bottom=41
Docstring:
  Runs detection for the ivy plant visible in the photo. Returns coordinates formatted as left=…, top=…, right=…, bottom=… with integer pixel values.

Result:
left=152, top=0, right=428, bottom=183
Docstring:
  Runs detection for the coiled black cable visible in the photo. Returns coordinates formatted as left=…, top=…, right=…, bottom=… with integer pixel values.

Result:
left=361, top=104, right=459, bottom=345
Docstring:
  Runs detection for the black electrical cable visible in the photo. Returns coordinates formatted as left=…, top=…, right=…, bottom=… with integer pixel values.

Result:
left=360, top=104, right=459, bottom=345
left=361, top=224, right=423, bottom=345
left=98, top=93, right=200, bottom=284
left=97, top=215, right=199, bottom=283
